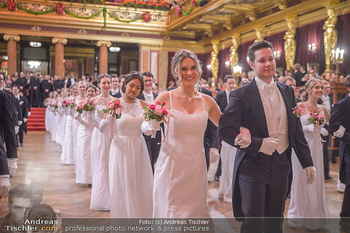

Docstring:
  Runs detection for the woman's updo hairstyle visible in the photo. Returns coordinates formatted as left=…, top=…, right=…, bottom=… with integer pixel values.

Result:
left=97, top=73, right=111, bottom=83
left=86, top=85, right=97, bottom=92
left=171, top=49, right=203, bottom=89
left=301, top=79, right=323, bottom=102
left=121, top=72, right=144, bottom=94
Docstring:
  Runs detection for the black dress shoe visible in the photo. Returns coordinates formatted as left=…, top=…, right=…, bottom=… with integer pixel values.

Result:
left=325, top=176, right=333, bottom=180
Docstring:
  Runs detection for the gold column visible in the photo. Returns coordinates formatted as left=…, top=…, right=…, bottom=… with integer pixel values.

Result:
left=230, top=35, right=240, bottom=73
left=211, top=41, right=219, bottom=80
left=52, top=38, right=68, bottom=78
left=3, top=34, right=20, bottom=76
left=96, top=41, right=111, bottom=74
left=284, top=17, right=296, bottom=71
left=323, top=6, right=338, bottom=72
left=254, top=26, right=264, bottom=42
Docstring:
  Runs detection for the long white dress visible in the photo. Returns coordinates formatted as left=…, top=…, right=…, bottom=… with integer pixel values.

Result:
left=287, top=106, right=330, bottom=230
left=109, top=98, right=153, bottom=217
left=90, top=105, right=112, bottom=210
left=153, top=92, right=210, bottom=218
left=218, top=141, right=237, bottom=203
left=60, top=108, right=75, bottom=165
left=75, top=111, right=94, bottom=184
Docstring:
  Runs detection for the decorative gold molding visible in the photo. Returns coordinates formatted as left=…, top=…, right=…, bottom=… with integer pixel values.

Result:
left=31, top=26, right=41, bottom=31
left=96, top=41, right=112, bottom=47
left=52, top=38, right=68, bottom=45
left=3, top=34, right=20, bottom=42
left=78, top=29, right=88, bottom=34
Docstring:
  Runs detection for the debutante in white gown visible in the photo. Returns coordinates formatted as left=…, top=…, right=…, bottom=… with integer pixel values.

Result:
left=109, top=98, right=153, bottom=217
left=218, top=141, right=237, bottom=203
left=60, top=108, right=75, bottom=165
left=75, top=111, right=94, bottom=185
left=287, top=106, right=330, bottom=230
left=153, top=92, right=210, bottom=218
left=90, top=105, right=112, bottom=210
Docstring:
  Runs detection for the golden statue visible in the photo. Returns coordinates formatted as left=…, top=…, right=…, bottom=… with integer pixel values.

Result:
left=211, top=43, right=219, bottom=79
left=284, top=19, right=296, bottom=71
left=255, top=29, right=264, bottom=42
left=323, top=8, right=338, bottom=71
left=230, top=36, right=239, bottom=71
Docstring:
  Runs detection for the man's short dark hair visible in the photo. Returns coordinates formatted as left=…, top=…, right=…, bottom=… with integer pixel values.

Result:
left=224, top=75, right=235, bottom=83
left=111, top=74, right=118, bottom=79
left=283, top=77, right=296, bottom=84
left=142, top=71, right=153, bottom=78
left=248, top=40, right=274, bottom=63
left=8, top=184, right=33, bottom=205
left=345, top=75, right=350, bottom=88
left=118, top=74, right=127, bottom=82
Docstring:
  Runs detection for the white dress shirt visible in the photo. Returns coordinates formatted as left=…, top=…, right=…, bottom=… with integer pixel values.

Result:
left=255, top=77, right=289, bottom=154
left=143, top=91, right=154, bottom=104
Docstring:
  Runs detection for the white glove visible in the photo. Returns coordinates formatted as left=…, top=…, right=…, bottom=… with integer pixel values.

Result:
left=99, top=114, right=112, bottom=132
left=234, top=127, right=251, bottom=148
left=23, top=118, right=27, bottom=123
left=7, top=159, right=18, bottom=177
left=209, top=148, right=219, bottom=163
left=15, top=126, right=19, bottom=134
left=18, top=120, right=23, bottom=126
left=28, top=112, right=31, bottom=117
left=303, top=124, right=315, bottom=132
left=305, top=166, right=316, bottom=185
left=259, top=137, right=279, bottom=155
left=320, top=128, right=329, bottom=137
left=334, top=125, right=346, bottom=138
left=141, top=120, right=161, bottom=137
left=0, top=177, right=11, bottom=197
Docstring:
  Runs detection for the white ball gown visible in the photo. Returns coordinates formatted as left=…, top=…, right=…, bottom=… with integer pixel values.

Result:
left=287, top=107, right=330, bottom=230
left=89, top=105, right=112, bottom=210
left=109, top=98, right=153, bottom=217
left=153, top=92, right=210, bottom=218
left=60, top=107, right=75, bottom=165
left=75, top=111, right=94, bottom=185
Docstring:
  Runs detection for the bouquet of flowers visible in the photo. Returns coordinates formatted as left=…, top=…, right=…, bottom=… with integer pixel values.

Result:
left=143, top=101, right=170, bottom=138
left=62, top=100, right=69, bottom=108
left=82, top=99, right=96, bottom=112
left=103, top=102, right=123, bottom=119
left=292, top=105, right=303, bottom=118
left=76, top=105, right=84, bottom=114
left=308, top=111, right=325, bottom=126
left=49, top=103, right=58, bottom=112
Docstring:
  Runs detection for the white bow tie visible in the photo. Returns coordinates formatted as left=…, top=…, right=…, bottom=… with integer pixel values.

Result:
left=263, top=82, right=277, bottom=91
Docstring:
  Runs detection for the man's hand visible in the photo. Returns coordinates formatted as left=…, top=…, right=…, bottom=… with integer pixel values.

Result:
left=234, top=127, right=251, bottom=148
left=334, top=125, right=346, bottom=138
left=209, top=148, right=219, bottom=163
left=0, top=177, right=10, bottom=197
left=259, top=137, right=278, bottom=155
left=305, top=166, right=316, bottom=185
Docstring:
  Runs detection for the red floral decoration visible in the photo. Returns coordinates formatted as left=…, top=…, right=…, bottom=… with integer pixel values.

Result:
left=55, top=3, right=65, bottom=15
left=192, top=0, right=198, bottom=7
left=175, top=5, right=182, bottom=17
left=6, top=0, right=17, bottom=11
left=142, top=11, right=151, bottom=22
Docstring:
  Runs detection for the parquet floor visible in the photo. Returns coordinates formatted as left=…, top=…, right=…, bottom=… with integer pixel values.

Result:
left=0, top=131, right=345, bottom=232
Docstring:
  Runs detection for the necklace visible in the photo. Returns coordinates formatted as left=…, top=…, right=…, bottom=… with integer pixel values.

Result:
left=177, top=87, right=197, bottom=102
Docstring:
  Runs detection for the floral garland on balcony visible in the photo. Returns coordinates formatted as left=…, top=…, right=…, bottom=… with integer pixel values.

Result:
left=175, top=0, right=208, bottom=17
left=0, top=0, right=167, bottom=28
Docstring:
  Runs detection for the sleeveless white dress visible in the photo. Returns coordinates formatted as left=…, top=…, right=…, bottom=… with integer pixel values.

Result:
left=75, top=111, right=94, bottom=184
left=109, top=98, right=153, bottom=217
left=153, top=92, right=210, bottom=218
left=287, top=106, right=330, bottom=230
left=60, top=107, right=75, bottom=165
left=90, top=105, right=112, bottom=210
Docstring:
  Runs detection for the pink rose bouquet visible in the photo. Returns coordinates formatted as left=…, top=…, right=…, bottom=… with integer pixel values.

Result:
left=103, top=102, right=123, bottom=119
left=76, top=105, right=84, bottom=114
left=143, top=101, right=170, bottom=138
left=292, top=106, right=302, bottom=118
left=308, top=111, right=325, bottom=126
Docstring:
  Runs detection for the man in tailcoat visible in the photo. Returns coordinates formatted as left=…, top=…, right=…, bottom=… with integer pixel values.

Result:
left=110, top=74, right=120, bottom=98
left=12, top=85, right=28, bottom=147
left=14, top=72, right=28, bottom=97
left=53, top=75, right=64, bottom=93
left=218, top=40, right=315, bottom=233
left=41, top=75, right=52, bottom=102
left=29, top=73, right=40, bottom=107
left=329, top=75, right=350, bottom=230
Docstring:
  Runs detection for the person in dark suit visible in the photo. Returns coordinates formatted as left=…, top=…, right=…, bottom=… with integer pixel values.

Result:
left=293, top=63, right=305, bottom=87
left=329, top=75, right=350, bottom=231
left=137, top=71, right=161, bottom=172
left=218, top=40, right=315, bottom=233
left=29, top=73, right=41, bottom=107
left=53, top=75, right=63, bottom=93
left=109, top=74, right=120, bottom=97
left=215, top=75, right=236, bottom=179
left=12, top=85, right=28, bottom=147
left=14, top=72, right=28, bottom=97
left=0, top=89, right=16, bottom=198
left=63, top=74, right=72, bottom=89
left=319, top=80, right=333, bottom=179
left=41, top=75, right=52, bottom=104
